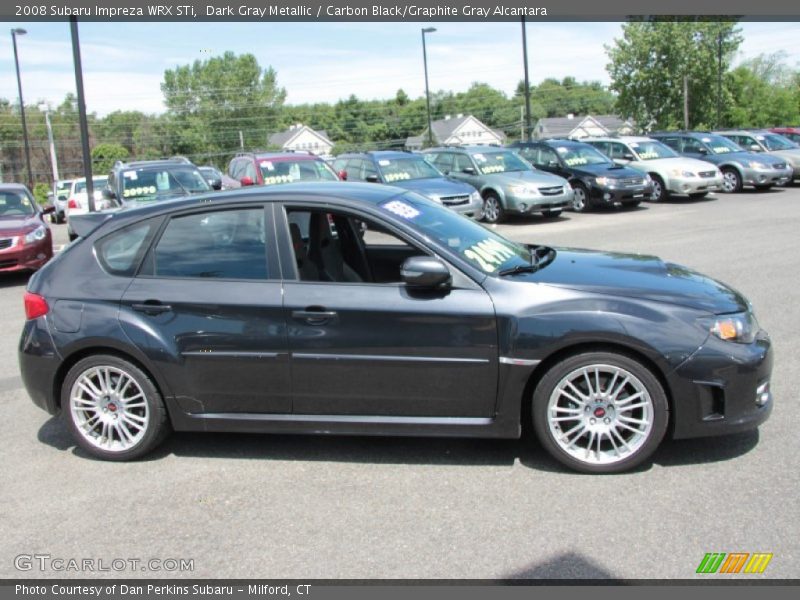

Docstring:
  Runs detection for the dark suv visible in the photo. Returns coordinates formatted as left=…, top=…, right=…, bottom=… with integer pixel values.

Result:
left=650, top=132, right=791, bottom=193
left=331, top=151, right=482, bottom=218
left=224, top=151, right=339, bottom=189
left=104, top=159, right=211, bottom=205
left=509, top=140, right=654, bottom=212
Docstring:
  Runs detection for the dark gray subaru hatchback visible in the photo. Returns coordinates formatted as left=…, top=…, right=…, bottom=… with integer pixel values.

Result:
left=19, top=183, right=773, bottom=473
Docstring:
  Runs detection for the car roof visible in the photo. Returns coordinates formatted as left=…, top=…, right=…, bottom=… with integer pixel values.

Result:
left=115, top=159, right=199, bottom=170
left=336, top=150, right=418, bottom=160
left=0, top=183, right=31, bottom=193
left=246, top=152, right=321, bottom=161
left=586, top=136, right=653, bottom=143
left=425, top=145, right=504, bottom=153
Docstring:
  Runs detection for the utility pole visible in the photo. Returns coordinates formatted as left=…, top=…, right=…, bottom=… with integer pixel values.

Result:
left=717, top=29, right=723, bottom=129
left=521, top=16, right=533, bottom=142
left=43, top=106, right=59, bottom=183
left=239, top=130, right=244, bottom=149
left=70, top=17, right=95, bottom=212
left=421, top=27, right=437, bottom=147
left=683, top=75, right=689, bottom=131
left=11, top=28, right=33, bottom=190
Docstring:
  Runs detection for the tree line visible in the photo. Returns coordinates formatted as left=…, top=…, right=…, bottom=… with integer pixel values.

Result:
left=1, top=20, right=798, bottom=196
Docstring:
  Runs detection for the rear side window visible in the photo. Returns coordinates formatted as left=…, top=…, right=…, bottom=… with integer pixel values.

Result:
left=96, top=220, right=158, bottom=276
left=152, top=208, right=268, bottom=280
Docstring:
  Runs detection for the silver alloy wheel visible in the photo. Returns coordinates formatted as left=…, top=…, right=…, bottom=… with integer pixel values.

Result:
left=651, top=179, right=663, bottom=201
left=546, top=364, right=654, bottom=466
left=69, top=366, right=149, bottom=452
left=722, top=170, right=739, bottom=193
left=483, top=196, right=500, bottom=222
left=572, top=186, right=587, bottom=211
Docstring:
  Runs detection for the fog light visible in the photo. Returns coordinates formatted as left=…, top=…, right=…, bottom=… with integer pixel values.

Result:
left=519, top=203, right=527, bottom=211
left=755, top=382, right=771, bottom=407
left=603, top=193, right=611, bottom=201
left=682, top=184, right=690, bottom=191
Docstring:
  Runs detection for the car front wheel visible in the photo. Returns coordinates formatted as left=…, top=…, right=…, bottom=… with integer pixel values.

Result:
left=721, top=168, right=743, bottom=193
left=649, top=175, right=667, bottom=202
left=571, top=183, right=590, bottom=212
left=532, top=351, right=668, bottom=473
left=481, top=192, right=505, bottom=224
left=62, top=354, right=170, bottom=461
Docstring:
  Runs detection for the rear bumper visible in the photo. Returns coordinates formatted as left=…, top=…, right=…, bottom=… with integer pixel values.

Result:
left=19, top=317, right=62, bottom=415
left=668, top=334, right=773, bottom=439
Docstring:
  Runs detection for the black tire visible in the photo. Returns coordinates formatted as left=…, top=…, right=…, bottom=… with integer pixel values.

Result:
left=721, top=167, right=743, bottom=193
left=689, top=192, right=708, bottom=199
left=570, top=182, right=591, bottom=212
left=531, top=351, right=669, bottom=474
left=541, top=209, right=562, bottom=218
left=649, top=174, right=667, bottom=202
left=481, top=192, right=505, bottom=224
left=61, top=354, right=170, bottom=461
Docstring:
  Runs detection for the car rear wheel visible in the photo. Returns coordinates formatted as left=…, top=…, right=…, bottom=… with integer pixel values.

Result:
left=481, top=192, right=505, bottom=224
left=721, top=168, right=743, bottom=193
left=532, top=351, right=668, bottom=474
left=571, top=183, right=590, bottom=212
left=649, top=174, right=667, bottom=202
left=62, top=354, right=170, bottom=461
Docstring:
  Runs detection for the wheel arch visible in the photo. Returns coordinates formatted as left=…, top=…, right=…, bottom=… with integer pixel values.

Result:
left=520, top=341, right=675, bottom=437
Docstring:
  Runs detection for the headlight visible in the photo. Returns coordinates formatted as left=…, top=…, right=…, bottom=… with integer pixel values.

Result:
left=508, top=184, right=538, bottom=195
left=644, top=174, right=653, bottom=182
left=24, top=225, right=47, bottom=244
left=700, top=312, right=758, bottom=344
left=595, top=176, right=611, bottom=187
left=469, top=190, right=481, bottom=202
left=747, top=161, right=768, bottom=170
left=428, top=194, right=443, bottom=204
left=671, top=169, right=696, bottom=177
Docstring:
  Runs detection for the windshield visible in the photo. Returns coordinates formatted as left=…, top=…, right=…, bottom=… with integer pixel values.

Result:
left=121, top=167, right=209, bottom=201
left=257, top=159, right=338, bottom=184
left=0, top=191, right=36, bottom=217
left=760, top=133, right=798, bottom=151
left=555, top=145, right=613, bottom=166
left=74, top=177, right=108, bottom=194
left=377, top=157, right=442, bottom=182
left=702, top=135, right=742, bottom=154
left=378, top=192, right=534, bottom=275
left=472, top=151, right=531, bottom=174
left=630, top=140, right=677, bottom=160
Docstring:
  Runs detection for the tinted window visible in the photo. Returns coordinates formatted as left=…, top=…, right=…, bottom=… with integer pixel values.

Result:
left=153, top=208, right=268, bottom=280
left=426, top=152, right=453, bottom=173
left=681, top=138, right=706, bottom=153
left=96, top=220, right=157, bottom=276
left=452, top=154, right=473, bottom=172
left=0, top=191, right=36, bottom=217
left=535, top=146, right=559, bottom=167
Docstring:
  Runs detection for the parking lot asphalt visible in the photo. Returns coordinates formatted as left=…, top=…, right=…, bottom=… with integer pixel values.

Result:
left=1, top=188, right=798, bottom=580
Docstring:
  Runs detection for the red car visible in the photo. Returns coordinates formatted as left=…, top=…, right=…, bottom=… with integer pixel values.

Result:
left=770, top=127, right=800, bottom=145
left=223, top=151, right=340, bottom=188
left=0, top=184, right=54, bottom=273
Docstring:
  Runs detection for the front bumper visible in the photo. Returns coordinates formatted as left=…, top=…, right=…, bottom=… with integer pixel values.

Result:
left=443, top=196, right=483, bottom=219
left=741, top=165, right=792, bottom=187
left=506, top=188, right=572, bottom=214
left=668, top=333, right=773, bottom=439
left=590, top=182, right=654, bottom=204
left=666, top=174, right=723, bottom=195
left=0, top=236, right=53, bottom=272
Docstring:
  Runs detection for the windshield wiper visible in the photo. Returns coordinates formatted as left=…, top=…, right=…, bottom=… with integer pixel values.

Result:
left=498, top=263, right=539, bottom=276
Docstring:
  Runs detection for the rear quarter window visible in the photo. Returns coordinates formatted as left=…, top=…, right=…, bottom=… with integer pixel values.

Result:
left=96, top=219, right=159, bottom=276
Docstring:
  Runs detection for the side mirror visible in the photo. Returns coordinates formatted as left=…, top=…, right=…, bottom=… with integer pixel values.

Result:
left=462, top=167, right=476, bottom=175
left=41, top=205, right=56, bottom=215
left=338, top=169, right=348, bottom=181
left=698, top=147, right=709, bottom=155
left=102, top=187, right=116, bottom=200
left=365, top=174, right=380, bottom=183
left=240, top=175, right=254, bottom=186
left=401, top=256, right=451, bottom=289
left=750, top=144, right=762, bottom=152
left=210, top=179, right=222, bottom=190
left=622, top=153, right=634, bottom=161
left=548, top=160, right=559, bottom=168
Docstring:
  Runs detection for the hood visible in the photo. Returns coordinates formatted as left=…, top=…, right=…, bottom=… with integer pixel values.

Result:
left=570, top=163, right=643, bottom=179
left=639, top=157, right=718, bottom=172
left=767, top=149, right=800, bottom=165
left=525, top=248, right=748, bottom=314
left=484, top=170, right=567, bottom=187
left=0, top=215, right=38, bottom=234
left=389, top=176, right=475, bottom=198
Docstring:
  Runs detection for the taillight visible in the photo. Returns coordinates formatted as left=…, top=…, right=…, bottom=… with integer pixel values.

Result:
left=67, top=199, right=78, bottom=209
left=24, top=292, right=49, bottom=320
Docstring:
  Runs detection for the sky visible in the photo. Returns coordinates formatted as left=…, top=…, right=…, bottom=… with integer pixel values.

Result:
left=1, top=21, right=799, bottom=116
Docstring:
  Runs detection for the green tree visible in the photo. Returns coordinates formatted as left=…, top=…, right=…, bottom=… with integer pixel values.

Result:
left=726, top=53, right=800, bottom=127
left=606, top=20, right=742, bottom=130
left=91, top=143, right=129, bottom=173
left=161, top=52, right=287, bottom=158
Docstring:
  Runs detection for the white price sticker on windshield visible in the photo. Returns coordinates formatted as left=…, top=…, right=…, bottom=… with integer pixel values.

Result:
left=378, top=159, right=391, bottom=166
left=123, top=170, right=137, bottom=180
left=260, top=161, right=274, bottom=171
left=381, top=199, right=420, bottom=220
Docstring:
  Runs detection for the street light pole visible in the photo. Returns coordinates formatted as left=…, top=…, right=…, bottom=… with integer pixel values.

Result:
left=43, top=105, right=60, bottom=183
left=11, top=28, right=33, bottom=190
left=70, top=17, right=95, bottom=211
left=421, top=27, right=436, bottom=148
left=521, top=16, right=533, bottom=142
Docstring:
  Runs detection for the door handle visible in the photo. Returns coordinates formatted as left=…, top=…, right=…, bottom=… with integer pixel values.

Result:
left=131, top=301, right=172, bottom=315
left=292, top=308, right=338, bottom=325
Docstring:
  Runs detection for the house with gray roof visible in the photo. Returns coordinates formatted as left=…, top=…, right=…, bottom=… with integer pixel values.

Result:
left=405, top=114, right=506, bottom=150
left=533, top=114, right=635, bottom=140
left=268, top=124, right=334, bottom=156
